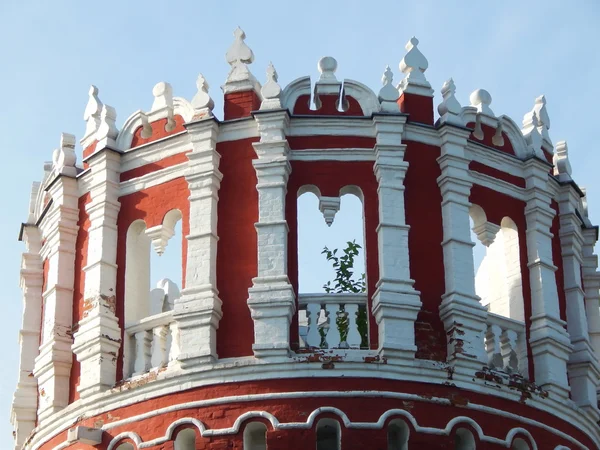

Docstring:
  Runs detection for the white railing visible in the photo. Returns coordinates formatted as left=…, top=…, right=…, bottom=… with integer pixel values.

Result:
left=298, top=293, right=368, bottom=349
left=125, top=310, right=180, bottom=377
left=485, top=312, right=528, bottom=375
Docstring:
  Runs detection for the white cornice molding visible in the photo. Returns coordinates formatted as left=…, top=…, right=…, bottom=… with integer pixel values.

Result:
left=120, top=132, right=190, bottom=173
left=470, top=171, right=526, bottom=200
left=217, top=118, right=258, bottom=143
left=288, top=117, right=374, bottom=137
left=290, top=148, right=375, bottom=161
left=119, top=163, right=188, bottom=196
left=465, top=142, right=525, bottom=179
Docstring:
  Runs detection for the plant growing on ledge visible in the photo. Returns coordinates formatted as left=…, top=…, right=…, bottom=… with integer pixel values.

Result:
left=322, top=240, right=368, bottom=348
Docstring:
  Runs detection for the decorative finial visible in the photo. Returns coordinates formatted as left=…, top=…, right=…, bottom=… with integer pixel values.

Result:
left=53, top=133, right=77, bottom=176
left=437, top=78, right=462, bottom=124
left=96, top=105, right=118, bottom=148
left=378, top=66, right=400, bottom=112
left=469, top=89, right=494, bottom=116
left=492, top=121, right=505, bottom=147
left=398, top=37, right=432, bottom=96
left=140, top=112, right=152, bottom=139
left=223, top=27, right=260, bottom=94
left=151, top=82, right=176, bottom=132
left=523, top=95, right=551, bottom=147
left=83, top=85, right=103, bottom=141
left=191, top=73, right=214, bottom=116
left=554, top=140, right=572, bottom=180
left=317, top=56, right=338, bottom=82
left=319, top=197, right=341, bottom=227
left=260, top=62, right=282, bottom=110
left=522, top=112, right=543, bottom=157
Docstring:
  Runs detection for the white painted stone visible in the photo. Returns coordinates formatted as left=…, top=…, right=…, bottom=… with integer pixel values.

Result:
left=469, top=89, right=495, bottom=117
left=318, top=196, right=341, bottom=226
left=82, top=85, right=103, bottom=148
left=437, top=125, right=488, bottom=370
left=372, top=114, right=422, bottom=363
left=260, top=62, right=282, bottom=110
left=437, top=79, right=462, bottom=126
left=67, top=426, right=102, bottom=444
left=523, top=95, right=552, bottom=150
left=223, top=27, right=261, bottom=95
left=191, top=73, right=214, bottom=117
left=96, top=104, right=119, bottom=149
left=378, top=66, right=400, bottom=113
left=53, top=133, right=77, bottom=177
left=554, top=141, right=572, bottom=181
left=398, top=37, right=433, bottom=96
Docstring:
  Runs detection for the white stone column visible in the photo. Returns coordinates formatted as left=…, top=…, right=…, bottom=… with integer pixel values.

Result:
left=33, top=175, right=79, bottom=421
left=72, top=149, right=122, bottom=397
left=524, top=158, right=572, bottom=398
left=248, top=110, right=295, bottom=360
left=12, top=226, right=43, bottom=448
left=174, top=118, right=223, bottom=367
left=371, top=114, right=421, bottom=363
left=437, top=125, right=488, bottom=370
left=582, top=227, right=600, bottom=357
left=557, top=183, right=600, bottom=417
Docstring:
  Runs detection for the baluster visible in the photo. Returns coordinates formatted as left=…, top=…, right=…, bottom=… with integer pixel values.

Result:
left=151, top=325, right=169, bottom=368
left=500, top=328, right=519, bottom=372
left=133, top=330, right=151, bottom=375
left=168, top=321, right=180, bottom=364
left=305, top=304, right=322, bottom=348
left=484, top=324, right=503, bottom=369
left=345, top=303, right=361, bottom=348
left=325, top=303, right=341, bottom=349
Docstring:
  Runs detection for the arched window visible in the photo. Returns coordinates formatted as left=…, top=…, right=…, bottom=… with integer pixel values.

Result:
left=316, top=418, right=341, bottom=450
left=454, top=427, right=475, bottom=450
left=387, top=419, right=409, bottom=450
left=297, top=187, right=368, bottom=349
left=174, top=428, right=196, bottom=450
left=243, top=422, right=267, bottom=450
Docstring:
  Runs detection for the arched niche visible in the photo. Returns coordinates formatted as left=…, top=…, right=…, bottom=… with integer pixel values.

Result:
left=512, top=437, right=531, bottom=450
left=243, top=421, right=267, bottom=450
left=387, top=419, right=410, bottom=450
left=125, top=219, right=151, bottom=325
left=174, top=428, right=197, bottom=450
left=454, top=427, right=476, bottom=450
left=316, top=418, right=341, bottom=450
left=115, top=444, right=135, bottom=450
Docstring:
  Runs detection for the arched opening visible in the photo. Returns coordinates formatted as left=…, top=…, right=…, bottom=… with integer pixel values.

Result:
left=174, top=428, right=197, bottom=450
left=123, top=209, right=184, bottom=378
left=454, top=427, right=475, bottom=450
left=316, top=418, right=341, bottom=450
left=297, top=187, right=368, bottom=349
left=387, top=419, right=409, bottom=450
left=511, top=437, right=531, bottom=450
left=243, top=422, right=267, bottom=450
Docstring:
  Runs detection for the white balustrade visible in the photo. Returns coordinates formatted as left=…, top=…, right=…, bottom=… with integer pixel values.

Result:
left=125, top=311, right=179, bottom=377
left=485, top=312, right=528, bottom=375
left=298, top=293, right=368, bottom=349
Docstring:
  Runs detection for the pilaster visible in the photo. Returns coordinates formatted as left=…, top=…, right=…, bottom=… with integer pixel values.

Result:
left=174, top=118, right=223, bottom=367
left=33, top=175, right=79, bottom=421
left=371, top=114, right=421, bottom=363
left=557, top=183, right=600, bottom=417
left=248, top=110, right=295, bottom=360
left=524, top=157, right=572, bottom=398
left=72, top=149, right=122, bottom=397
left=12, top=226, right=43, bottom=448
left=582, top=227, right=600, bottom=358
left=437, top=125, right=488, bottom=370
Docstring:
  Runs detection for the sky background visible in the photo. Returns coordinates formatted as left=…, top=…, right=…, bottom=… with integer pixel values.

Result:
left=1, top=0, right=599, bottom=445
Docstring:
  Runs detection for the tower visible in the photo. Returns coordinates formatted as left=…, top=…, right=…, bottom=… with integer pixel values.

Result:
left=10, top=29, right=600, bottom=449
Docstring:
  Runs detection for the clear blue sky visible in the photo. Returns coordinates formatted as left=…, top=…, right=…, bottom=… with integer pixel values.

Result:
left=1, top=0, right=599, bottom=445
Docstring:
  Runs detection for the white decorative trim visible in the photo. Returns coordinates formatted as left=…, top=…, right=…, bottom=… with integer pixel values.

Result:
left=342, top=79, right=380, bottom=116
left=470, top=171, right=526, bottom=200
left=288, top=117, right=374, bottom=137
left=403, top=124, right=441, bottom=147
left=280, top=76, right=311, bottom=113
left=44, top=391, right=592, bottom=450
left=290, top=148, right=374, bottom=161
left=119, top=131, right=189, bottom=174
left=216, top=118, right=258, bottom=143
left=119, top=163, right=188, bottom=197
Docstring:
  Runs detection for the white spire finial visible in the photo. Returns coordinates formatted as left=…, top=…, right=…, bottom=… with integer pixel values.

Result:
left=437, top=78, right=462, bottom=125
left=83, top=85, right=103, bottom=144
left=191, top=73, right=214, bottom=116
left=53, top=133, right=77, bottom=176
left=260, top=62, right=282, bottom=110
left=96, top=104, right=118, bottom=148
left=554, top=140, right=572, bottom=180
left=223, top=27, right=260, bottom=94
left=398, top=37, right=432, bottom=96
left=378, top=66, right=400, bottom=112
left=523, top=95, right=551, bottom=148
left=151, top=81, right=174, bottom=112
left=469, top=89, right=495, bottom=117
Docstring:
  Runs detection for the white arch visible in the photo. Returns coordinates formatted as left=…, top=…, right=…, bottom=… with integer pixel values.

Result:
left=341, top=79, right=380, bottom=116
left=281, top=76, right=312, bottom=113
